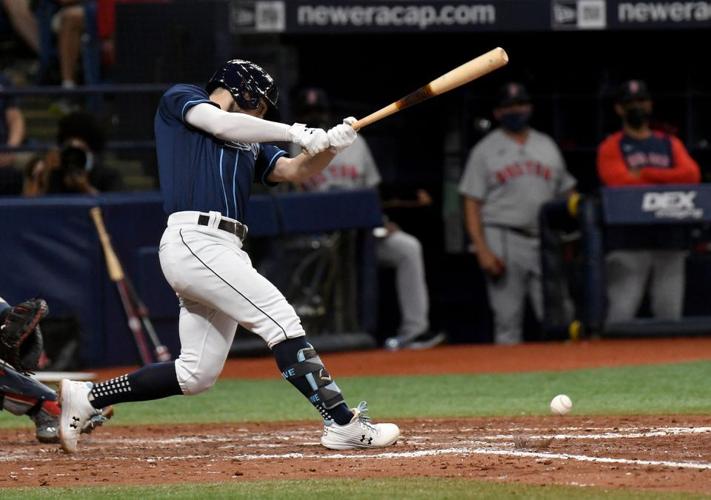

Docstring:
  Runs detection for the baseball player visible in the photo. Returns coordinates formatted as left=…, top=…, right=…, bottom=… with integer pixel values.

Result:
left=598, top=80, right=701, bottom=323
left=0, top=296, right=109, bottom=442
left=459, top=83, right=577, bottom=345
left=58, top=60, right=400, bottom=453
left=294, top=88, right=445, bottom=350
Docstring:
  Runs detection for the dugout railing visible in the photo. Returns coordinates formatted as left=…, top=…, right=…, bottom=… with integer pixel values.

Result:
left=540, top=185, right=711, bottom=339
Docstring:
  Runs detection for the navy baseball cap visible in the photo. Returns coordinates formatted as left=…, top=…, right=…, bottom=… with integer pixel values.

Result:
left=616, top=79, right=651, bottom=103
left=495, top=82, right=531, bottom=108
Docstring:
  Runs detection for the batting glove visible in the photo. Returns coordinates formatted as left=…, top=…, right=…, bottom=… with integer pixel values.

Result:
left=327, top=116, right=358, bottom=153
left=288, top=123, right=330, bottom=156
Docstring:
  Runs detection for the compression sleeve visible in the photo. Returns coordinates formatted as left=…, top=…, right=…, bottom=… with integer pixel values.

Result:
left=185, top=103, right=292, bottom=144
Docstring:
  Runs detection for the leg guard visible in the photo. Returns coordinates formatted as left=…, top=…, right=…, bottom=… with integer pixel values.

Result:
left=0, top=360, right=57, bottom=416
left=273, top=338, right=349, bottom=422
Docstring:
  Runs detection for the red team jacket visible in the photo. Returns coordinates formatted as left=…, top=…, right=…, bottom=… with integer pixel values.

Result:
left=597, top=131, right=701, bottom=187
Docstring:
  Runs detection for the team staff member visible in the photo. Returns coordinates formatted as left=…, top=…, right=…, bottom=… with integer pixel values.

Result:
left=459, top=83, right=576, bottom=345
left=598, top=79, right=701, bottom=323
left=295, top=88, right=445, bottom=351
left=59, top=60, right=400, bottom=453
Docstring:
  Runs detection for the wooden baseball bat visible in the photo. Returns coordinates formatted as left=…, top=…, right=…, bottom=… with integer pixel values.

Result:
left=89, top=207, right=170, bottom=364
left=352, top=47, right=509, bottom=131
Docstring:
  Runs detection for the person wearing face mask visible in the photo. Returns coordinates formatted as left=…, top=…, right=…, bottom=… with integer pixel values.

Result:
left=597, top=80, right=700, bottom=323
left=459, top=82, right=577, bottom=345
left=293, top=88, right=446, bottom=351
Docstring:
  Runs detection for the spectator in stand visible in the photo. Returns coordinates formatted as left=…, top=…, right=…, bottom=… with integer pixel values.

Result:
left=597, top=79, right=701, bottom=323
left=51, top=0, right=87, bottom=89
left=44, top=111, right=123, bottom=194
left=0, top=74, right=26, bottom=169
left=0, top=74, right=27, bottom=195
left=36, top=0, right=90, bottom=89
left=1, top=0, right=40, bottom=56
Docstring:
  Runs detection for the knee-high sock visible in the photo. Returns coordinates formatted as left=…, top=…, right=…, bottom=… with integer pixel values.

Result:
left=88, top=362, right=183, bottom=409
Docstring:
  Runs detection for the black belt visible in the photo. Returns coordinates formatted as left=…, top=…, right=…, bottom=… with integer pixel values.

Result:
left=197, top=214, right=248, bottom=240
left=486, top=224, right=537, bottom=239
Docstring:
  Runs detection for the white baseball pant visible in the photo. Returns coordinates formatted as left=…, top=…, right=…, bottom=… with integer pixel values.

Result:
left=159, top=211, right=305, bottom=395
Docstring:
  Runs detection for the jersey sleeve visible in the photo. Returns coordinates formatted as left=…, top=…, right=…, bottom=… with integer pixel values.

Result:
left=256, top=144, right=288, bottom=186
left=548, top=137, right=577, bottom=194
left=596, top=133, right=648, bottom=187
left=458, top=143, right=488, bottom=200
left=157, top=84, right=218, bottom=124
left=639, top=136, right=701, bottom=185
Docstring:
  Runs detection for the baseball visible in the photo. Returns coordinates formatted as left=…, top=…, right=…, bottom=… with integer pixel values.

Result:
left=550, top=394, right=573, bottom=415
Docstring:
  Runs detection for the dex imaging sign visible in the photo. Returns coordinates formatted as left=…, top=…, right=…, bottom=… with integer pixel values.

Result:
left=641, top=191, right=703, bottom=219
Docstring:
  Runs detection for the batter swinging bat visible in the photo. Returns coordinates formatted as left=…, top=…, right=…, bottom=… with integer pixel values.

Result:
left=89, top=207, right=171, bottom=365
left=352, top=47, right=509, bottom=131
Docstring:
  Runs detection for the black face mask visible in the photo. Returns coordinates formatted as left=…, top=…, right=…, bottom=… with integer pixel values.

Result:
left=623, top=107, right=651, bottom=130
left=499, top=111, right=531, bottom=133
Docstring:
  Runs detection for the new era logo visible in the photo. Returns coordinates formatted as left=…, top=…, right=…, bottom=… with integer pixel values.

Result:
left=552, top=0, right=607, bottom=29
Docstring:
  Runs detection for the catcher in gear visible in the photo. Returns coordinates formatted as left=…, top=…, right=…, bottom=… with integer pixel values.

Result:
left=0, top=296, right=111, bottom=442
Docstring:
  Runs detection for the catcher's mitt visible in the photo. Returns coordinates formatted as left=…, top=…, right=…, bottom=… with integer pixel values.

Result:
left=0, top=298, right=49, bottom=373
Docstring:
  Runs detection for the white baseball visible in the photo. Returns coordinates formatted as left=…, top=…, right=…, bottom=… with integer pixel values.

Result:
left=550, top=394, right=573, bottom=415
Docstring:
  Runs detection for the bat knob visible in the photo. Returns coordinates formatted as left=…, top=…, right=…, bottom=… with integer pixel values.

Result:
left=155, top=345, right=172, bottom=362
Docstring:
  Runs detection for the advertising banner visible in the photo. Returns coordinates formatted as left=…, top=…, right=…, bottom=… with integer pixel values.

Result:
left=230, top=0, right=711, bottom=33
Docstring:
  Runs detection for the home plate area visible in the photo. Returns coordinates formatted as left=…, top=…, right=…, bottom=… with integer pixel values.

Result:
left=0, top=416, right=709, bottom=492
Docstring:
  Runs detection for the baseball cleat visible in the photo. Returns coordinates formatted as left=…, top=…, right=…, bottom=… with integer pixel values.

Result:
left=58, top=379, right=102, bottom=453
left=321, top=401, right=400, bottom=450
left=385, top=330, right=447, bottom=351
left=407, top=331, right=448, bottom=350
left=30, top=401, right=60, bottom=444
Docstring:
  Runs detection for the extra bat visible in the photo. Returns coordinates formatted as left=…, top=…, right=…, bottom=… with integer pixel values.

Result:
left=89, top=207, right=171, bottom=365
left=352, top=47, right=509, bottom=131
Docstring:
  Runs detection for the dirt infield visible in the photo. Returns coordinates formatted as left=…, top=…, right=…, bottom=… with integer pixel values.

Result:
left=1, top=416, right=710, bottom=492
left=2, top=338, right=711, bottom=493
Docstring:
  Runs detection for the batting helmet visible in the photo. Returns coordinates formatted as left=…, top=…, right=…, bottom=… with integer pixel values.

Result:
left=206, top=59, right=279, bottom=110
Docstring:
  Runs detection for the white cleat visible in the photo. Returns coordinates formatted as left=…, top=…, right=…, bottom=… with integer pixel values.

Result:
left=321, top=401, right=400, bottom=450
left=58, top=379, right=100, bottom=453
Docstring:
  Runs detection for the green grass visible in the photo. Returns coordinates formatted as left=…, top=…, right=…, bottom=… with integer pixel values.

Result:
left=2, top=360, right=710, bottom=428
left=0, top=478, right=707, bottom=500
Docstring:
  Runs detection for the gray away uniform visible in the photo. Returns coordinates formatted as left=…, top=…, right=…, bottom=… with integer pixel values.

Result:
left=458, top=128, right=576, bottom=344
left=300, top=136, right=430, bottom=339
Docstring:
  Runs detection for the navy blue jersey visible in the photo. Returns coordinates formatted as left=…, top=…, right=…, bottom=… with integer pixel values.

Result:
left=618, top=132, right=672, bottom=169
left=154, top=84, right=286, bottom=220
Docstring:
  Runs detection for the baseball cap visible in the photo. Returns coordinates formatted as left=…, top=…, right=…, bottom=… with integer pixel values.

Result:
left=616, top=79, right=651, bottom=103
left=495, top=82, right=531, bottom=108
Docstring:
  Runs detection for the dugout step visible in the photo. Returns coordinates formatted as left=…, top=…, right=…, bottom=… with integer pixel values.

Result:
left=603, top=317, right=711, bottom=337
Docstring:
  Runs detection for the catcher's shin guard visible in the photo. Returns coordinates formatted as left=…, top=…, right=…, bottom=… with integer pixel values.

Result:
left=273, top=338, right=351, bottom=423
left=0, top=359, right=57, bottom=416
